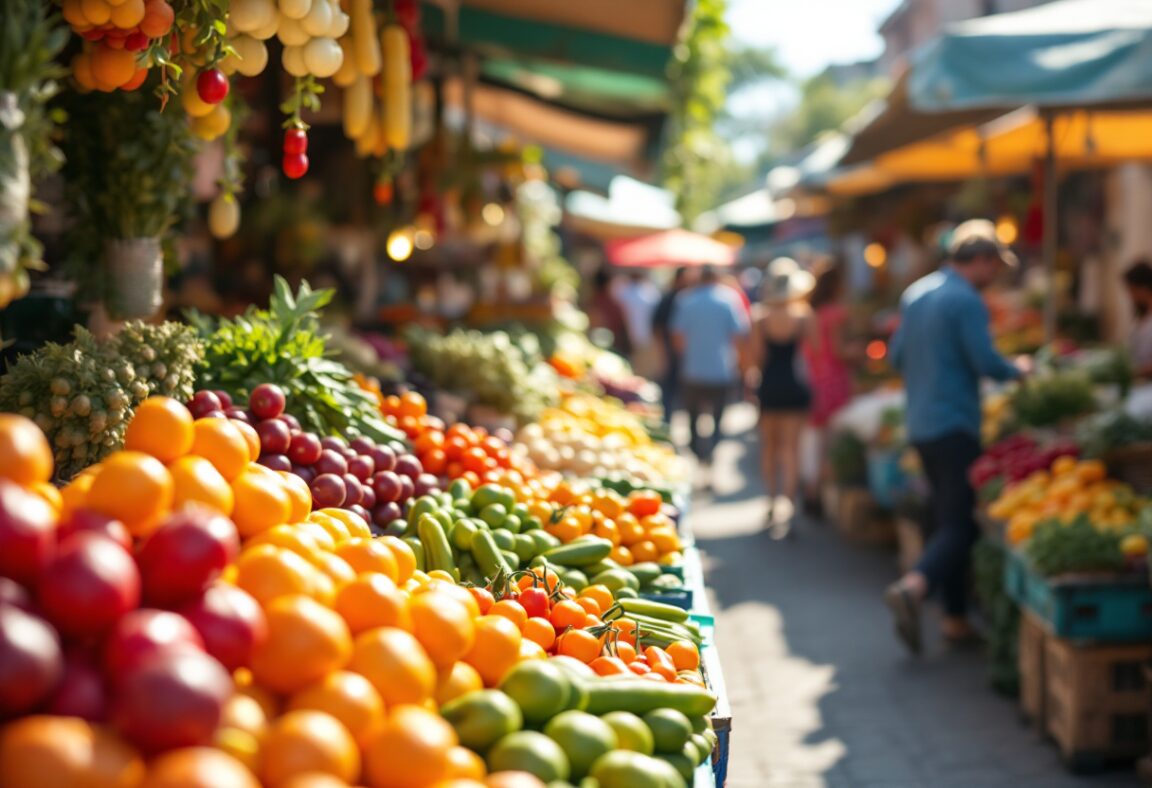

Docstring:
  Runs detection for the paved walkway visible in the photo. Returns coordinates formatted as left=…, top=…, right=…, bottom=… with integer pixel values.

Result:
left=688, top=405, right=1140, bottom=788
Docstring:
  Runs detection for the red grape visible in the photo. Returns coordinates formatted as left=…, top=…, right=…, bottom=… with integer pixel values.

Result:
left=347, top=455, right=374, bottom=482
left=258, top=454, right=292, bottom=472
left=372, top=501, right=403, bottom=526
left=349, top=437, right=375, bottom=455
left=288, top=433, right=322, bottom=466
left=413, top=473, right=440, bottom=498
left=349, top=504, right=371, bottom=524
left=292, top=465, right=316, bottom=485
left=359, top=485, right=376, bottom=510
left=397, top=474, right=415, bottom=503
left=371, top=471, right=402, bottom=503
left=320, top=436, right=347, bottom=453
left=280, top=414, right=301, bottom=431
left=371, top=445, right=397, bottom=472
left=249, top=384, right=286, bottom=420
left=310, top=474, right=346, bottom=508
left=395, top=455, right=422, bottom=480
left=188, top=391, right=221, bottom=419
left=341, top=474, right=364, bottom=507
left=255, top=419, right=291, bottom=455
left=315, top=449, right=348, bottom=477
left=225, top=409, right=251, bottom=424
left=213, top=391, right=233, bottom=410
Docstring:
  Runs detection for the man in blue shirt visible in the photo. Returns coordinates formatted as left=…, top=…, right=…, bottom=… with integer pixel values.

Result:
left=671, top=266, right=750, bottom=470
left=885, top=220, right=1027, bottom=655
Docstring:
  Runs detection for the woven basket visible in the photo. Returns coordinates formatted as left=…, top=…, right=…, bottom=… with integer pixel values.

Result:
left=1102, top=442, right=1152, bottom=494
left=104, top=237, right=162, bottom=320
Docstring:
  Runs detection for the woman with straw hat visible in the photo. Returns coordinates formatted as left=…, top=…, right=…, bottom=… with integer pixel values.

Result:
left=747, top=257, right=816, bottom=538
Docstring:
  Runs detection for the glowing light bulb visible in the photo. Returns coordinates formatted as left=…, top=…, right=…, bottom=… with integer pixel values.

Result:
left=864, top=243, right=887, bottom=268
left=387, top=227, right=414, bottom=262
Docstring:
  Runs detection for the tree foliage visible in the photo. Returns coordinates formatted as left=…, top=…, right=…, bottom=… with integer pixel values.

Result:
left=769, top=71, right=889, bottom=156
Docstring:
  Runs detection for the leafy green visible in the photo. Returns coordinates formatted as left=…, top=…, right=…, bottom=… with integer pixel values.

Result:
left=190, top=277, right=405, bottom=444
left=1024, top=515, right=1131, bottom=577
left=1009, top=371, right=1097, bottom=429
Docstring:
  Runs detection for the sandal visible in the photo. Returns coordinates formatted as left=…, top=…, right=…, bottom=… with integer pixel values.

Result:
left=884, top=583, right=922, bottom=656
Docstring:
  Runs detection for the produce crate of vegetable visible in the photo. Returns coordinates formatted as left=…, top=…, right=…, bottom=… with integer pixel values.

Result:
left=1003, top=547, right=1152, bottom=642
left=1019, top=610, right=1048, bottom=729
left=1043, top=635, right=1152, bottom=771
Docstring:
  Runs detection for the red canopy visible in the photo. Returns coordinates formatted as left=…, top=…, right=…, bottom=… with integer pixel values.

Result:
left=604, top=229, right=737, bottom=268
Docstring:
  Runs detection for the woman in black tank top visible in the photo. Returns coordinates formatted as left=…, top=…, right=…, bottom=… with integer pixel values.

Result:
left=747, top=259, right=815, bottom=537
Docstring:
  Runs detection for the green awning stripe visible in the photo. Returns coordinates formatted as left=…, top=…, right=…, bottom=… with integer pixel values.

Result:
left=423, top=6, right=674, bottom=80
left=481, top=59, right=670, bottom=114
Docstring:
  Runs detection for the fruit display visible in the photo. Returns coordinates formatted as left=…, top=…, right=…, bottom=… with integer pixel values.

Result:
left=0, top=322, right=203, bottom=480
left=988, top=456, right=1146, bottom=547
left=191, top=277, right=405, bottom=446
left=406, top=327, right=560, bottom=424
left=517, top=393, right=687, bottom=483
left=969, top=433, right=1079, bottom=502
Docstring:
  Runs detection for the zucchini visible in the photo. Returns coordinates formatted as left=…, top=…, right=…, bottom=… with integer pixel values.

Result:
left=417, top=514, right=456, bottom=579
left=544, top=538, right=612, bottom=568
left=471, top=529, right=512, bottom=578
left=580, top=679, right=716, bottom=717
left=401, top=535, right=425, bottom=572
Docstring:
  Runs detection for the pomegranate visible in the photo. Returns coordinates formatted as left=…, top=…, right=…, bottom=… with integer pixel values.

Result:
left=135, top=508, right=239, bottom=607
left=178, top=582, right=266, bottom=671
left=46, top=653, right=108, bottom=721
left=38, top=532, right=140, bottom=638
left=0, top=480, right=57, bottom=588
left=102, top=609, right=204, bottom=681
left=58, top=509, right=132, bottom=552
left=0, top=604, right=62, bottom=716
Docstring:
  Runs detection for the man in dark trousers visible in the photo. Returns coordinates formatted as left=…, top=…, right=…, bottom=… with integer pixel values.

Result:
left=885, top=220, right=1028, bottom=654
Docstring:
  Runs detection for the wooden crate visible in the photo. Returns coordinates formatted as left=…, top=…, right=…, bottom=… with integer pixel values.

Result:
left=1044, top=635, right=1152, bottom=770
left=835, top=487, right=896, bottom=546
left=1018, top=610, right=1047, bottom=730
left=895, top=516, right=924, bottom=573
left=820, top=483, right=841, bottom=527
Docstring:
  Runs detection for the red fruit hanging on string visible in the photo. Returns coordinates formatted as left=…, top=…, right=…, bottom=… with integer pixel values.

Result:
left=196, top=68, right=229, bottom=104
left=284, top=128, right=308, bottom=155
left=283, top=153, right=309, bottom=179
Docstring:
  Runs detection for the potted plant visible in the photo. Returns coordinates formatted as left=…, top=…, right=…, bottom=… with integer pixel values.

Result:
left=0, top=0, right=67, bottom=307
left=60, top=83, right=196, bottom=321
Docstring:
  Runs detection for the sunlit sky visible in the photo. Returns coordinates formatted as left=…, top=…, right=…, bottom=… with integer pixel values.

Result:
left=725, top=0, right=903, bottom=160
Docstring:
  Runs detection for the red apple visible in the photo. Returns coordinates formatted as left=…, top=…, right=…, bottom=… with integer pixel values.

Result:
left=178, top=583, right=266, bottom=671
left=58, top=509, right=132, bottom=552
left=46, top=652, right=108, bottom=721
left=0, top=479, right=57, bottom=588
left=135, top=507, right=239, bottom=607
left=38, top=533, right=140, bottom=638
left=0, top=603, right=63, bottom=716
left=102, top=609, right=204, bottom=681
left=112, top=649, right=231, bottom=753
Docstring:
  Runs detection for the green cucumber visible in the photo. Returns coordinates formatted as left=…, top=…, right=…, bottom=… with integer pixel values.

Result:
left=543, top=538, right=613, bottom=568
left=417, top=514, right=457, bottom=579
left=471, top=529, right=512, bottom=578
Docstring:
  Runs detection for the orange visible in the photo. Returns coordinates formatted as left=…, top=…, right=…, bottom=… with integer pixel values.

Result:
left=232, top=465, right=292, bottom=537
left=81, top=0, right=113, bottom=25
left=237, top=682, right=281, bottom=721
left=484, top=773, right=547, bottom=788
left=409, top=592, right=476, bottom=668
left=616, top=514, right=644, bottom=546
left=30, top=482, right=63, bottom=515
left=109, top=0, right=145, bottom=28
left=349, top=628, right=436, bottom=706
left=575, top=597, right=601, bottom=616
left=609, top=546, right=634, bottom=566
left=549, top=600, right=585, bottom=631
left=261, top=710, right=361, bottom=786
left=434, top=660, right=484, bottom=706
left=376, top=536, right=417, bottom=583
left=221, top=693, right=269, bottom=737
left=556, top=629, right=599, bottom=663
left=0, top=414, right=53, bottom=485
left=289, top=671, right=384, bottom=747
left=139, top=0, right=175, bottom=38
left=124, top=397, right=193, bottom=463
left=169, top=455, right=234, bottom=516
left=415, top=580, right=481, bottom=619
left=518, top=639, right=546, bottom=660
left=489, top=600, right=528, bottom=631
left=141, top=747, right=258, bottom=788
left=278, top=775, right=351, bottom=788
left=445, top=747, right=486, bottom=780
left=250, top=595, right=353, bottom=694
left=191, top=418, right=249, bottom=481
left=336, top=538, right=399, bottom=581
left=59, top=473, right=95, bottom=521
left=579, top=585, right=614, bottom=614
left=300, top=522, right=338, bottom=552
left=630, top=540, right=659, bottom=564
left=234, top=545, right=319, bottom=607
left=335, top=573, right=411, bottom=634
left=233, top=420, right=262, bottom=462
left=666, top=640, right=700, bottom=672
left=521, top=617, right=555, bottom=652
left=90, top=43, right=137, bottom=88
left=247, top=524, right=326, bottom=561
left=649, top=528, right=681, bottom=554
left=280, top=471, right=314, bottom=522
left=397, top=391, right=428, bottom=419
left=363, top=705, right=456, bottom=788
left=309, top=512, right=352, bottom=545
left=0, top=715, right=93, bottom=786
left=544, top=518, right=580, bottom=544
left=86, top=450, right=173, bottom=536
left=316, top=553, right=357, bottom=591
left=320, top=508, right=372, bottom=540
left=462, top=616, right=521, bottom=687
left=591, top=518, right=621, bottom=546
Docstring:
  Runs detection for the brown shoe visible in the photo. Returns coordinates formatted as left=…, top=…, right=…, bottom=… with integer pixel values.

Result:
left=884, top=583, right=922, bottom=656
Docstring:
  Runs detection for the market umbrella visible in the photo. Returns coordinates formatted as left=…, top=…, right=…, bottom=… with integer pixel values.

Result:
left=604, top=229, right=737, bottom=268
left=904, top=0, right=1152, bottom=340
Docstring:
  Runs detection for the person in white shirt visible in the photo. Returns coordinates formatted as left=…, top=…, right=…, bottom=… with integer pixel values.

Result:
left=1124, top=261, right=1152, bottom=379
left=615, top=271, right=661, bottom=378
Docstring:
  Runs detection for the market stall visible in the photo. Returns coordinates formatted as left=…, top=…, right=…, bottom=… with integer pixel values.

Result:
left=0, top=0, right=743, bottom=785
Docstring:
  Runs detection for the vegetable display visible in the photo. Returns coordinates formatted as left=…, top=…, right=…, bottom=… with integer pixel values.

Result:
left=190, top=277, right=404, bottom=445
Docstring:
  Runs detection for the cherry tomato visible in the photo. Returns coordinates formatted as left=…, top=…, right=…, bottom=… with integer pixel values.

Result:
left=282, top=153, right=309, bottom=179
left=196, top=68, right=229, bottom=104
left=518, top=587, right=550, bottom=620
left=283, top=128, right=308, bottom=155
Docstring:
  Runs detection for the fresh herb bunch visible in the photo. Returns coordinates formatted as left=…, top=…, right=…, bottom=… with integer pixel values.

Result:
left=1024, top=515, right=1130, bottom=577
left=1009, top=371, right=1097, bottom=429
left=0, top=0, right=68, bottom=287
left=189, top=277, right=405, bottom=444
left=1078, top=410, right=1152, bottom=458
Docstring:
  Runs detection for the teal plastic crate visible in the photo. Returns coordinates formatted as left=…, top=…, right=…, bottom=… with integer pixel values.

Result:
left=1002, top=547, right=1152, bottom=642
left=639, top=587, right=694, bottom=610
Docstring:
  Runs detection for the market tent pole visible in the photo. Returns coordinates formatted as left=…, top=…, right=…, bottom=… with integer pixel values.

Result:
left=1042, top=111, right=1059, bottom=345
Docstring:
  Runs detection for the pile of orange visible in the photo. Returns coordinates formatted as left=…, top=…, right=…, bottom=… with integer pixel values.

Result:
left=58, top=396, right=307, bottom=540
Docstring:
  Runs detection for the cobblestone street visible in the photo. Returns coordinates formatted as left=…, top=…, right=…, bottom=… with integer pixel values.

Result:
left=689, top=406, right=1140, bottom=788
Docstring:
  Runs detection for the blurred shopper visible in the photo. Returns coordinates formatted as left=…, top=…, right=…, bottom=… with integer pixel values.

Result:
left=652, top=267, right=696, bottom=423
left=1123, top=259, right=1152, bottom=378
left=885, top=220, right=1027, bottom=655
left=671, top=266, right=750, bottom=478
left=746, top=258, right=815, bottom=538
left=721, top=272, right=753, bottom=322
left=617, top=271, right=662, bottom=379
left=587, top=267, right=630, bottom=358
left=802, top=261, right=855, bottom=508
